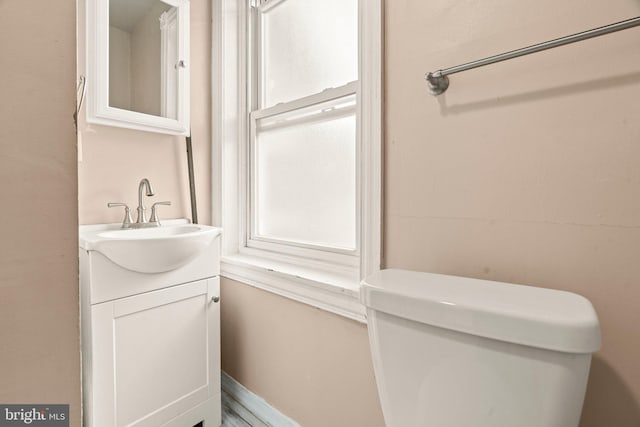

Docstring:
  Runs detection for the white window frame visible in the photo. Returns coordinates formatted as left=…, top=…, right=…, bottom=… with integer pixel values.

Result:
left=212, top=0, right=382, bottom=322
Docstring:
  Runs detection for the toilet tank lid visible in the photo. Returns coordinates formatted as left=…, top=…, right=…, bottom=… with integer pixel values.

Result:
left=360, top=269, right=601, bottom=354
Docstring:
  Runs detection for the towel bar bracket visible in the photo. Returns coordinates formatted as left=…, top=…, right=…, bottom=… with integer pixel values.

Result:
left=426, top=72, right=449, bottom=96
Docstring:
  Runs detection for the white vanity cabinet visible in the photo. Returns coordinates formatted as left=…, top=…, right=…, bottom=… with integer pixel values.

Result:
left=80, top=222, right=222, bottom=427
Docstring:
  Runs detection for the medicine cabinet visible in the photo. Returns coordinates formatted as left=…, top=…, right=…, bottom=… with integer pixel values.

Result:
left=86, top=0, right=190, bottom=135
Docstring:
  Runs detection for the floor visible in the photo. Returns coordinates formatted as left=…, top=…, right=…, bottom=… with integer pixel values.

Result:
left=221, top=389, right=265, bottom=427
left=221, top=402, right=251, bottom=427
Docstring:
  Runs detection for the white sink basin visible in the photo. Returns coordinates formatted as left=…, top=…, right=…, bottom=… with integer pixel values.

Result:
left=80, top=221, right=222, bottom=273
left=98, top=225, right=203, bottom=239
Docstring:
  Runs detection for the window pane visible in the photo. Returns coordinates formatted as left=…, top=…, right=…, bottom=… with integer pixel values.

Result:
left=260, top=0, right=357, bottom=107
left=254, top=98, right=356, bottom=250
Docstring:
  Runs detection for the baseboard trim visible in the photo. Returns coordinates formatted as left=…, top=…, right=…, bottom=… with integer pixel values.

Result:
left=221, top=371, right=300, bottom=427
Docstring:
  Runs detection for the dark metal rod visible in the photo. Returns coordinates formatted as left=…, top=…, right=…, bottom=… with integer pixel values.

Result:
left=426, top=16, right=640, bottom=95
left=186, top=134, right=198, bottom=224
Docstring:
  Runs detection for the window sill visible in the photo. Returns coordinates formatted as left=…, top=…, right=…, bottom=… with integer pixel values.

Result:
left=220, top=253, right=366, bottom=323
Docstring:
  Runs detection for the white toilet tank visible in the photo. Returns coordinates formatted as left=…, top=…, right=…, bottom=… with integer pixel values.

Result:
left=361, top=269, right=600, bottom=427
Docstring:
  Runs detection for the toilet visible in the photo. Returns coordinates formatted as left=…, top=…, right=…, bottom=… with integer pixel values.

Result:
left=361, top=269, right=600, bottom=427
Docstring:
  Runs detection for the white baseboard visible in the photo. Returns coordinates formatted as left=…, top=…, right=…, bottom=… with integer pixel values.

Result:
left=221, top=371, right=300, bottom=427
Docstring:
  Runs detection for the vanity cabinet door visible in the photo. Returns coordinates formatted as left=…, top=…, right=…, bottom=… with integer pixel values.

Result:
left=90, top=277, right=220, bottom=427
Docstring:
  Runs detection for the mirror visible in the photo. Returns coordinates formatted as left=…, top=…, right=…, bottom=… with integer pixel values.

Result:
left=86, top=0, right=190, bottom=135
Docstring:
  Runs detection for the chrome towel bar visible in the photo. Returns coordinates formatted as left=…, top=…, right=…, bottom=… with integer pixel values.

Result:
left=426, top=16, right=640, bottom=95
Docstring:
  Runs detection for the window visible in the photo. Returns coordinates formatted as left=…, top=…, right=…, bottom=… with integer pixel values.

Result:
left=215, top=0, right=382, bottom=321
left=248, top=0, right=359, bottom=265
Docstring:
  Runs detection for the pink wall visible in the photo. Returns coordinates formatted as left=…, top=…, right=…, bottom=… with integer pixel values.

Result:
left=0, top=0, right=81, bottom=424
left=385, top=1, right=640, bottom=425
left=221, top=278, right=384, bottom=427
left=71, top=0, right=640, bottom=425
left=78, top=0, right=211, bottom=226
left=222, top=1, right=640, bottom=426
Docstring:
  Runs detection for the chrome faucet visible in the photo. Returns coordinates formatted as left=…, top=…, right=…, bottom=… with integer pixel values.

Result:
left=136, top=178, right=155, bottom=224
left=108, top=178, right=172, bottom=229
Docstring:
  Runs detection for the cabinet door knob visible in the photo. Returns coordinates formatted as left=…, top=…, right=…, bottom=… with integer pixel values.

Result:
left=210, top=296, right=220, bottom=303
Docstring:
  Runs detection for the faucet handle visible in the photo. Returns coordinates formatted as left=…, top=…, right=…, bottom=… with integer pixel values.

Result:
left=108, top=202, right=133, bottom=228
left=149, top=201, right=172, bottom=225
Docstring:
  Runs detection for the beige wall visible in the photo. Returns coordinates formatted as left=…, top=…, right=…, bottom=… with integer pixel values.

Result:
left=70, top=0, right=640, bottom=424
left=220, top=278, right=385, bottom=427
left=0, top=0, right=81, bottom=425
left=222, top=1, right=640, bottom=426
left=386, top=0, right=640, bottom=426
left=78, top=0, right=211, bottom=226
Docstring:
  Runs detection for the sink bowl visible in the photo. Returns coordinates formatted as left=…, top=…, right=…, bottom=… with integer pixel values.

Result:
left=98, top=225, right=203, bottom=239
left=80, top=222, right=222, bottom=273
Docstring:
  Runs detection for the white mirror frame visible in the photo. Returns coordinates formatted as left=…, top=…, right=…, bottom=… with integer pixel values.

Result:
left=86, top=0, right=190, bottom=135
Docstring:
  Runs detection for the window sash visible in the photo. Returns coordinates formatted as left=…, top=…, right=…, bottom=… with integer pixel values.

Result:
left=247, top=84, right=360, bottom=263
left=250, top=82, right=357, bottom=121
left=250, top=107, right=358, bottom=252
left=252, top=0, right=358, bottom=109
